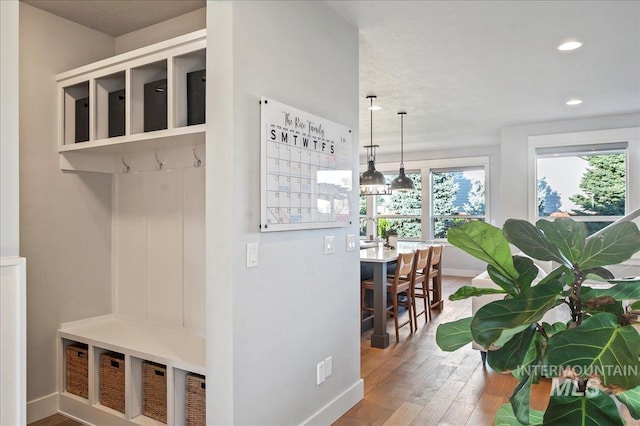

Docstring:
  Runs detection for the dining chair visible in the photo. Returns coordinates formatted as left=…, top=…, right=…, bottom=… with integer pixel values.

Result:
left=361, top=251, right=415, bottom=343
left=426, top=244, right=444, bottom=311
left=409, top=247, right=432, bottom=330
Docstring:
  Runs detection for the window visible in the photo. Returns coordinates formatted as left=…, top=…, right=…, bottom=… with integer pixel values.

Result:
left=529, top=128, right=640, bottom=238
left=360, top=156, right=490, bottom=242
left=376, top=171, right=422, bottom=239
left=430, top=167, right=486, bottom=239
left=535, top=143, right=627, bottom=235
left=359, top=171, right=422, bottom=239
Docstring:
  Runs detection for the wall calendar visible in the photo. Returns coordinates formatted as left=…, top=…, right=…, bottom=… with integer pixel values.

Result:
left=260, top=97, right=353, bottom=232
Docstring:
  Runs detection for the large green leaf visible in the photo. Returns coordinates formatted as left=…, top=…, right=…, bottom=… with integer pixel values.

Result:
left=487, top=324, right=538, bottom=373
left=616, top=384, right=640, bottom=420
left=536, top=218, right=586, bottom=265
left=544, top=313, right=640, bottom=389
left=448, top=221, right=518, bottom=282
left=502, top=219, right=570, bottom=268
left=579, top=221, right=640, bottom=270
left=543, top=389, right=623, bottom=425
left=449, top=285, right=507, bottom=301
left=587, top=279, right=640, bottom=300
left=488, top=256, right=540, bottom=296
left=436, top=317, right=473, bottom=351
left=472, top=281, right=563, bottom=349
left=494, top=403, right=543, bottom=426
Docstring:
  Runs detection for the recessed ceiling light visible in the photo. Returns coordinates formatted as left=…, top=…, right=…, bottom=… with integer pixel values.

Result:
left=368, top=105, right=382, bottom=111
left=566, top=99, right=583, bottom=106
left=558, top=41, right=582, bottom=51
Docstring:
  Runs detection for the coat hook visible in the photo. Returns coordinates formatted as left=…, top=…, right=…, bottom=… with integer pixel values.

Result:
left=193, top=148, right=202, bottom=167
left=155, top=153, right=166, bottom=170
left=121, top=156, right=130, bottom=173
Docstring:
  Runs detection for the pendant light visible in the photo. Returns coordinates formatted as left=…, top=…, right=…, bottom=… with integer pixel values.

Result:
left=390, top=111, right=415, bottom=191
left=360, top=95, right=387, bottom=192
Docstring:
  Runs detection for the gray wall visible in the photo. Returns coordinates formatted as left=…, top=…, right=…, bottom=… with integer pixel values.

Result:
left=19, top=3, right=114, bottom=402
left=206, top=2, right=362, bottom=424
left=501, top=112, right=640, bottom=222
left=1, top=0, right=20, bottom=258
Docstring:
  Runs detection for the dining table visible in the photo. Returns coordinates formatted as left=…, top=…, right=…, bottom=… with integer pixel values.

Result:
left=360, top=241, right=436, bottom=348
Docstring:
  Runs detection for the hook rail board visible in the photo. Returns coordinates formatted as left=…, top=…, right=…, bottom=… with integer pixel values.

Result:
left=260, top=97, right=354, bottom=232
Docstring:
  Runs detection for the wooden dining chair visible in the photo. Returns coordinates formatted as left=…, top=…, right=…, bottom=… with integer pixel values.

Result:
left=426, top=244, right=444, bottom=311
left=409, top=247, right=432, bottom=330
left=361, top=251, right=415, bottom=343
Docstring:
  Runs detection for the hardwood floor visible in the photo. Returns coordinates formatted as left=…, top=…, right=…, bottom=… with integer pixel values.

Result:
left=334, top=276, right=639, bottom=426
left=28, top=414, right=81, bottom=426
left=28, top=276, right=640, bottom=425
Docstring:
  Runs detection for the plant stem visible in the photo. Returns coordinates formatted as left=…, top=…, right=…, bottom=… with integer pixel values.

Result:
left=571, top=270, right=586, bottom=325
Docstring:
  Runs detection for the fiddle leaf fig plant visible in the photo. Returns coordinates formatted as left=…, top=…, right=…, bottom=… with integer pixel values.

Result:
left=436, top=218, right=640, bottom=425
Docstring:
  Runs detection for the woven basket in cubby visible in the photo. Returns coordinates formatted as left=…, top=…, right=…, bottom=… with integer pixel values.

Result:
left=99, top=352, right=125, bottom=413
left=143, top=361, right=167, bottom=423
left=65, top=343, right=88, bottom=399
left=185, top=373, right=206, bottom=426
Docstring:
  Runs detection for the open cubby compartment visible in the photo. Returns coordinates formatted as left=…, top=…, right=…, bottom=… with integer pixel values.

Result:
left=62, top=81, right=90, bottom=145
left=96, top=71, right=127, bottom=140
left=131, top=60, right=168, bottom=135
left=61, top=338, right=89, bottom=400
left=92, top=346, right=127, bottom=418
left=173, top=49, right=206, bottom=128
left=130, top=356, right=171, bottom=425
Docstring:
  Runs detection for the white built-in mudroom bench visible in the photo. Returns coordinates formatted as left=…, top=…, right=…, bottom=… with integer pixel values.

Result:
left=56, top=30, right=207, bottom=426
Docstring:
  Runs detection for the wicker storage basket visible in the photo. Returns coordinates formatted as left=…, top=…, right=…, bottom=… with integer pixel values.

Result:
left=99, top=352, right=125, bottom=413
left=185, top=373, right=206, bottom=426
left=143, top=361, right=167, bottom=423
left=65, top=343, right=88, bottom=398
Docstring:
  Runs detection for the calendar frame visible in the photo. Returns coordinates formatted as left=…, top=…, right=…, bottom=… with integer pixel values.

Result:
left=260, top=97, right=354, bottom=232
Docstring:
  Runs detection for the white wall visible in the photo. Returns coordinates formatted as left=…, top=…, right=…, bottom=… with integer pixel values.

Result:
left=500, top=112, right=640, bottom=223
left=114, top=7, right=205, bottom=54
left=1, top=0, right=20, bottom=259
left=19, top=3, right=114, bottom=405
left=207, top=2, right=362, bottom=424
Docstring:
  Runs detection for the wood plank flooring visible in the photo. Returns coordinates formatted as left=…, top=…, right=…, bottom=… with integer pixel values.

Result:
left=334, top=275, right=639, bottom=426
left=28, top=275, right=639, bottom=425
left=28, top=414, right=81, bottom=426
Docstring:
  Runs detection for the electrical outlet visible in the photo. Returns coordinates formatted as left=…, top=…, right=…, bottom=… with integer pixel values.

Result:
left=325, top=356, right=333, bottom=377
left=324, top=235, right=335, bottom=255
left=317, top=360, right=326, bottom=385
left=346, top=235, right=357, bottom=252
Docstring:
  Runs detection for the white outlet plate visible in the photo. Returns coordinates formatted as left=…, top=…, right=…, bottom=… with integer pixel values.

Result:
left=324, top=236, right=335, bottom=254
left=246, top=243, right=258, bottom=268
left=346, top=235, right=357, bottom=252
left=325, top=356, right=333, bottom=377
left=317, top=360, right=326, bottom=385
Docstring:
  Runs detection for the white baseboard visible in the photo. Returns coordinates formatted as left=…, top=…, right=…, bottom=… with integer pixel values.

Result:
left=27, top=392, right=58, bottom=424
left=444, top=268, right=482, bottom=277
left=301, top=379, right=364, bottom=426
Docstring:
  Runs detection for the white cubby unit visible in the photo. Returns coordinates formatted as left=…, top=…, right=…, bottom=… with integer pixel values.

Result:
left=56, top=29, right=206, bottom=173
left=59, top=317, right=205, bottom=425
left=56, top=30, right=207, bottom=426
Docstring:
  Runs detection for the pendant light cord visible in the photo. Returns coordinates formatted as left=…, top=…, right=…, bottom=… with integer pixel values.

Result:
left=370, top=97, right=374, bottom=162
left=400, top=113, right=404, bottom=168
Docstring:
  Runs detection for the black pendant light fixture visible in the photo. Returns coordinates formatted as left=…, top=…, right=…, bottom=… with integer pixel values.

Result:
left=390, top=111, right=415, bottom=191
left=360, top=95, right=388, bottom=193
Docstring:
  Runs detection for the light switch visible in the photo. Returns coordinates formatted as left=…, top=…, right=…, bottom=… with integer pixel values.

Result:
left=324, top=236, right=336, bottom=254
left=346, top=235, right=357, bottom=252
left=246, top=243, right=258, bottom=268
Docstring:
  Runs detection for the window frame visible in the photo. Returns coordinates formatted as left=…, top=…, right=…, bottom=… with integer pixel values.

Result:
left=369, top=156, right=490, bottom=242
left=527, top=128, right=640, bottom=225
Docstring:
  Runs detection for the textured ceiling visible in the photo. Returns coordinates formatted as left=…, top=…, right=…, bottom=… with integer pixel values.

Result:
left=21, top=0, right=205, bottom=37
left=20, top=1, right=640, bottom=156
left=327, top=0, right=640, bottom=155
